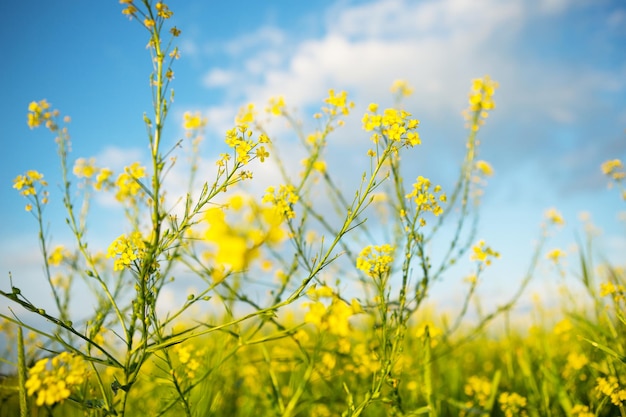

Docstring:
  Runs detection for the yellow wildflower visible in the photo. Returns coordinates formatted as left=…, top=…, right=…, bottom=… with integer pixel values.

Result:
left=25, top=352, right=87, bottom=407
left=356, top=244, right=394, bottom=278
left=546, top=248, right=566, bottom=263
left=13, top=170, right=47, bottom=197
left=596, top=376, right=626, bottom=406
left=73, top=157, right=97, bottom=179
left=106, top=232, right=146, bottom=271
left=115, top=162, right=147, bottom=202
left=544, top=207, right=565, bottom=226
left=498, top=392, right=527, bottom=417
left=390, top=79, right=414, bottom=98
left=475, top=160, right=494, bottom=177
left=48, top=246, right=68, bottom=267
left=470, top=240, right=500, bottom=266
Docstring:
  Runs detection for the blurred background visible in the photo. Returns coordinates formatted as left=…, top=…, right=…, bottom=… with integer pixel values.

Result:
left=1, top=0, right=625, bottom=323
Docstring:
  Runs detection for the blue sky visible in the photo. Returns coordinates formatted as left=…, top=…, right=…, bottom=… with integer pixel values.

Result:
left=1, top=0, right=625, bottom=318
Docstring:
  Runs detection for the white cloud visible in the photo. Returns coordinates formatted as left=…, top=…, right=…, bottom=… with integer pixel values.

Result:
left=203, top=68, right=236, bottom=87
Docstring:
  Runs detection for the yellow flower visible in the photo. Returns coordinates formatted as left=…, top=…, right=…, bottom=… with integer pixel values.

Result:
left=596, top=376, right=626, bottom=406
left=26, top=99, right=53, bottom=129
left=405, top=176, right=446, bottom=223
left=183, top=111, right=207, bottom=130
left=498, top=392, right=527, bottom=417
left=25, top=352, right=87, bottom=407
left=390, top=79, right=414, bottom=97
left=356, top=244, right=394, bottom=278
left=544, top=207, right=565, bottom=225
left=546, top=248, right=566, bottom=263
left=566, top=352, right=589, bottom=371
left=13, top=170, right=48, bottom=197
left=470, top=240, right=500, bottom=266
left=48, top=246, right=68, bottom=267
left=570, top=405, right=594, bottom=417
left=73, top=157, right=97, bottom=179
left=475, top=160, right=494, bottom=177
left=235, top=103, right=255, bottom=125
left=464, top=76, right=498, bottom=131
left=262, top=185, right=299, bottom=219
left=155, top=2, right=173, bottom=19
left=267, top=96, right=285, bottom=116
left=95, top=167, right=113, bottom=191
left=601, top=159, right=624, bottom=180
left=256, top=146, right=269, bottom=162
left=115, top=162, right=147, bottom=202
left=304, top=297, right=357, bottom=337
left=464, top=375, right=492, bottom=408
left=323, top=89, right=353, bottom=116
left=106, top=232, right=146, bottom=271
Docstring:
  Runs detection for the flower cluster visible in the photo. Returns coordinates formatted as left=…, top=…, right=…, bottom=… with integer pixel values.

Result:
left=545, top=248, right=566, bottom=264
left=203, top=195, right=286, bottom=281
left=106, top=232, right=147, bottom=271
left=405, top=176, right=447, bottom=225
left=225, top=123, right=270, bottom=166
left=27, top=99, right=61, bottom=131
left=48, top=245, right=71, bottom=267
left=322, top=89, right=354, bottom=117
left=599, top=280, right=625, bottom=303
left=596, top=376, right=626, bottom=406
left=266, top=96, right=286, bottom=116
left=475, top=160, right=494, bottom=177
left=498, top=392, right=527, bottom=417
left=362, top=105, right=420, bottom=149
left=262, top=185, right=299, bottom=219
left=13, top=170, right=49, bottom=211
left=115, top=162, right=147, bottom=202
left=356, top=244, right=394, bottom=278
left=390, top=79, right=414, bottom=98
left=570, top=405, right=594, bottom=417
left=544, top=207, right=565, bottom=226
left=601, top=159, right=624, bottom=181
left=72, top=158, right=114, bottom=192
left=463, top=375, right=492, bottom=410
left=13, top=170, right=47, bottom=197
left=304, top=296, right=360, bottom=337
left=470, top=240, right=500, bottom=266
left=601, top=158, right=625, bottom=200
left=183, top=111, right=207, bottom=132
left=173, top=343, right=204, bottom=379
left=25, top=352, right=88, bottom=406
left=73, top=157, right=97, bottom=179
left=464, top=76, right=498, bottom=131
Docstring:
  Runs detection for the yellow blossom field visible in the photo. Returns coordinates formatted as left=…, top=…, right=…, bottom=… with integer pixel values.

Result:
left=1, top=1, right=625, bottom=417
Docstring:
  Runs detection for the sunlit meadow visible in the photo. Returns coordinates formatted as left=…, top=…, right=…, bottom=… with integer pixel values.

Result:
left=1, top=2, right=625, bottom=417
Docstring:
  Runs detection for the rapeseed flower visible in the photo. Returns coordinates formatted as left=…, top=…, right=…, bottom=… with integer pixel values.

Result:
left=73, top=157, right=97, bottom=179
left=464, top=375, right=492, bottom=409
left=106, top=232, right=146, bottom=271
left=115, top=162, right=147, bottom=202
left=183, top=111, right=206, bottom=131
left=356, top=244, right=394, bottom=278
left=601, top=158, right=624, bottom=180
left=544, top=207, right=565, bottom=226
left=498, top=392, right=527, bottom=417
left=13, top=170, right=47, bottom=197
left=596, top=376, right=626, bottom=406
left=546, top=248, right=566, bottom=264
left=405, top=176, right=447, bottom=223
left=25, top=352, right=87, bottom=406
left=470, top=240, right=500, bottom=266
left=390, top=79, right=414, bottom=98
left=262, top=185, right=298, bottom=219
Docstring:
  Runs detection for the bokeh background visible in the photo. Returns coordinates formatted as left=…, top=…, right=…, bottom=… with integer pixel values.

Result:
left=1, top=0, right=625, bottom=322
